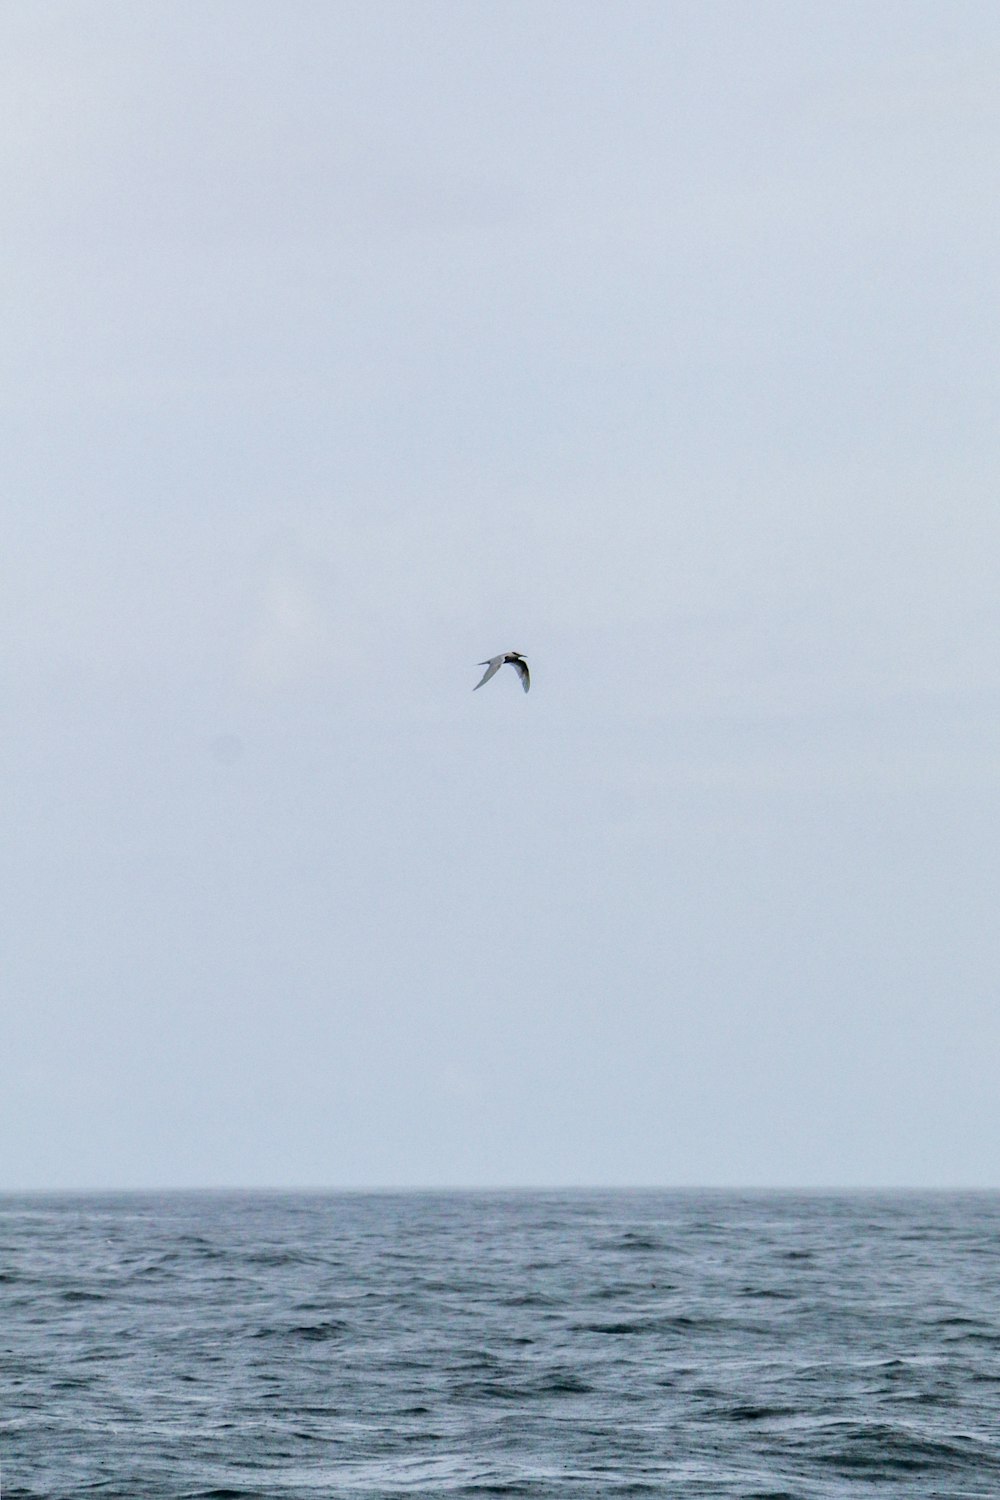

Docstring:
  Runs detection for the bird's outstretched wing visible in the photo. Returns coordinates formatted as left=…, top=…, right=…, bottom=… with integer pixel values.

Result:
left=511, top=658, right=530, bottom=692
left=473, top=656, right=504, bottom=690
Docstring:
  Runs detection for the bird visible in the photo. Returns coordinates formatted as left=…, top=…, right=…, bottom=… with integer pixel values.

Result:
left=473, top=651, right=530, bottom=693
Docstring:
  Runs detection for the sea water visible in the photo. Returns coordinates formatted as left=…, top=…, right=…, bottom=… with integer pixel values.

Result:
left=2, top=1190, right=998, bottom=1497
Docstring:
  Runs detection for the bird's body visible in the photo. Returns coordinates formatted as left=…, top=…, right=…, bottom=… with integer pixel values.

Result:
left=474, top=651, right=530, bottom=693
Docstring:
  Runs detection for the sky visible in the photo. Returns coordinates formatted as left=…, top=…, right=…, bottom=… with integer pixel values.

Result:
left=3, top=1, right=999, bottom=1191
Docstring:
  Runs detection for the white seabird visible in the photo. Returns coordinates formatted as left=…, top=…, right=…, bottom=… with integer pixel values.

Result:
left=473, top=651, right=530, bottom=693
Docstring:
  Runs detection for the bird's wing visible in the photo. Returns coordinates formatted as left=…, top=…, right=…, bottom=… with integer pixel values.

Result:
left=473, top=657, right=504, bottom=690
left=511, top=658, right=530, bottom=692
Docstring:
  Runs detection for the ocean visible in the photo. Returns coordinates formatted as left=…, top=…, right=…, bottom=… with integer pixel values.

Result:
left=2, top=1190, right=998, bottom=1497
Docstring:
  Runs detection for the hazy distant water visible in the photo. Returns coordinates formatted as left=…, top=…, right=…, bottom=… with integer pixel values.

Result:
left=2, top=1191, right=999, bottom=1498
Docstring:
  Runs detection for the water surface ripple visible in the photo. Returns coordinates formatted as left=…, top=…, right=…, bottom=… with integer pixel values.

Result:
left=2, top=1191, right=999, bottom=1497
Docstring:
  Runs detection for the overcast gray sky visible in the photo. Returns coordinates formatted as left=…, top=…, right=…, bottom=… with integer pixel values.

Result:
left=3, top=1, right=999, bottom=1190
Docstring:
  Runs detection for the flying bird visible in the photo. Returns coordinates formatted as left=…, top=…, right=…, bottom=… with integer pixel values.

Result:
left=473, top=651, right=530, bottom=693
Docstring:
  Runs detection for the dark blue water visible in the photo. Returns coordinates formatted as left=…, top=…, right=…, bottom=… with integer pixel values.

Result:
left=2, top=1191, right=999, bottom=1497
